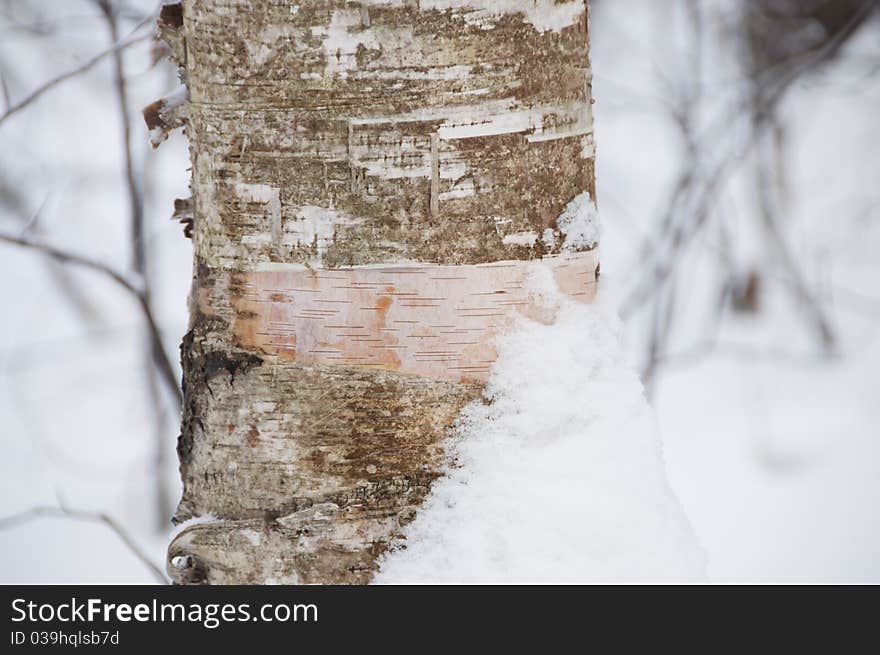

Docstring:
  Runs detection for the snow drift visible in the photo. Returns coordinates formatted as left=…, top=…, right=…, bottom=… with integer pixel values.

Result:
left=376, top=266, right=706, bottom=583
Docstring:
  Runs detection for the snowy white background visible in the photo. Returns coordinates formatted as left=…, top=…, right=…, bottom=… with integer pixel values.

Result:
left=1, top=0, right=878, bottom=583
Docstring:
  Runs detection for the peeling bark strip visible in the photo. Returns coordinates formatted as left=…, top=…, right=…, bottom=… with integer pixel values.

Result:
left=233, top=252, right=598, bottom=382
left=169, top=0, right=595, bottom=584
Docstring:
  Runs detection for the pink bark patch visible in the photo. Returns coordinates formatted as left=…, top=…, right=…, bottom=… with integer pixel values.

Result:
left=233, top=252, right=598, bottom=383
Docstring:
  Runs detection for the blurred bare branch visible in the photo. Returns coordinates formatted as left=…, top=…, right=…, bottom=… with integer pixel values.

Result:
left=0, top=27, right=152, bottom=127
left=0, top=69, right=9, bottom=112
left=626, top=1, right=877, bottom=392
left=753, top=116, right=837, bottom=350
left=96, top=0, right=175, bottom=529
left=0, top=231, right=182, bottom=408
left=0, top=505, right=167, bottom=584
left=2, top=180, right=105, bottom=325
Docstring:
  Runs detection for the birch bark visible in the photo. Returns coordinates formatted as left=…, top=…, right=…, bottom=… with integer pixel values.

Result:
left=159, top=0, right=598, bottom=584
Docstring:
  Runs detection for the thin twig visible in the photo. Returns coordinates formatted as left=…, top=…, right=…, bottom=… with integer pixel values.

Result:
left=98, top=0, right=146, bottom=275
left=0, top=30, right=152, bottom=127
left=622, top=2, right=876, bottom=320
left=0, top=68, right=9, bottom=113
left=753, top=114, right=837, bottom=351
left=0, top=232, right=182, bottom=407
left=97, top=0, right=174, bottom=526
left=0, top=505, right=168, bottom=584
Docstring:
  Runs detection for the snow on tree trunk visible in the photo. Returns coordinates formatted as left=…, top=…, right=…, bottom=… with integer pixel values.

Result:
left=375, top=282, right=707, bottom=583
left=160, top=0, right=598, bottom=584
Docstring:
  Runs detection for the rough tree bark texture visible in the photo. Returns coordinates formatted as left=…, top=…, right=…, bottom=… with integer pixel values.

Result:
left=158, top=0, right=597, bottom=584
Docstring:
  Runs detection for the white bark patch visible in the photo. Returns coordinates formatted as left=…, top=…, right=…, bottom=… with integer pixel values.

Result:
left=437, top=101, right=587, bottom=142
left=502, top=231, right=538, bottom=247
left=234, top=182, right=282, bottom=244
left=409, top=0, right=586, bottom=33
left=558, top=192, right=600, bottom=251
left=240, top=529, right=262, bottom=547
left=317, top=9, right=381, bottom=77
left=289, top=206, right=365, bottom=256
left=264, top=575, right=301, bottom=585
left=580, top=132, right=596, bottom=159
left=245, top=23, right=300, bottom=67
left=526, top=107, right=594, bottom=144
left=346, top=98, right=591, bottom=205
left=353, top=64, right=479, bottom=82
left=438, top=176, right=476, bottom=201
left=276, top=503, right=341, bottom=530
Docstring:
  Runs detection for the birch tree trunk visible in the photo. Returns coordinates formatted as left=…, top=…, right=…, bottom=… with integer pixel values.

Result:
left=158, top=0, right=598, bottom=584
